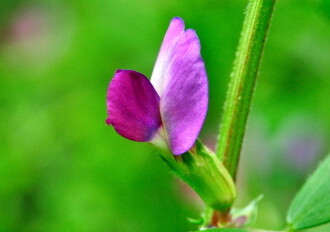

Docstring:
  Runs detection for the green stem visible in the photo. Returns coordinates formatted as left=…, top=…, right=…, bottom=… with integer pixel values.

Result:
left=216, top=0, right=276, bottom=179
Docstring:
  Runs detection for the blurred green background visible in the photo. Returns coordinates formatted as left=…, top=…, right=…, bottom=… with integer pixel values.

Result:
left=1, top=0, right=330, bottom=231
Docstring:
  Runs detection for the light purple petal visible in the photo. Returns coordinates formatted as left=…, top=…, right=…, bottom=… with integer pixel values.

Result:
left=151, top=17, right=185, bottom=95
left=106, top=70, right=162, bottom=142
left=159, top=27, right=208, bottom=155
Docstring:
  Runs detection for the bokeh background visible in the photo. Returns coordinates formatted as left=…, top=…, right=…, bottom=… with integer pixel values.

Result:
left=1, top=0, right=330, bottom=231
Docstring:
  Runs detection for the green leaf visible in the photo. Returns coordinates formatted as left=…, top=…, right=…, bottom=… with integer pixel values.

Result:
left=191, top=229, right=249, bottom=232
left=287, top=155, right=330, bottom=230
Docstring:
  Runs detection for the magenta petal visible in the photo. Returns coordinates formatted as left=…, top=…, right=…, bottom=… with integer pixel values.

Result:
left=106, top=70, right=162, bottom=142
left=160, top=29, right=208, bottom=155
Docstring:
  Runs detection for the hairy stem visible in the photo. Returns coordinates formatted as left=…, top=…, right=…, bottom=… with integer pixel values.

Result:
left=216, top=0, right=276, bottom=179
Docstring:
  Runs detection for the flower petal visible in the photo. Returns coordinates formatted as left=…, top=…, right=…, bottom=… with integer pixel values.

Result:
left=151, top=17, right=185, bottom=95
left=160, top=28, right=208, bottom=155
left=106, top=70, right=162, bottom=142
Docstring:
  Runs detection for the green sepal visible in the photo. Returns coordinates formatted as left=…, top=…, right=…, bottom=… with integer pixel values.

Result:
left=158, top=140, right=237, bottom=211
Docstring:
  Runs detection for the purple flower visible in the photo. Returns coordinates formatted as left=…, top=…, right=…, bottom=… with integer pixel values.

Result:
left=106, top=17, right=208, bottom=155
